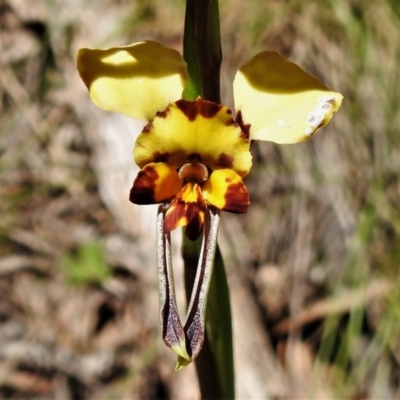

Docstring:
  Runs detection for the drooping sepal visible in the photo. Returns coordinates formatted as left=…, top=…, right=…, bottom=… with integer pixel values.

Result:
left=156, top=205, right=189, bottom=361
left=233, top=50, right=343, bottom=144
left=180, top=206, right=220, bottom=365
left=156, top=205, right=221, bottom=370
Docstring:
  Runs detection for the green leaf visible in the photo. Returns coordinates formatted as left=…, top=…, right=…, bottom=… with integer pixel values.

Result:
left=206, top=244, right=235, bottom=399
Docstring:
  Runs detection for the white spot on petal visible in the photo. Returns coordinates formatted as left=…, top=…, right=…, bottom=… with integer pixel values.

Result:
left=304, top=95, right=338, bottom=136
left=277, top=119, right=284, bottom=127
left=304, top=127, right=314, bottom=136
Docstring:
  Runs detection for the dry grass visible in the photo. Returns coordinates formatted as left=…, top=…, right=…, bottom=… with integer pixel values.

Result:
left=1, top=0, right=400, bottom=398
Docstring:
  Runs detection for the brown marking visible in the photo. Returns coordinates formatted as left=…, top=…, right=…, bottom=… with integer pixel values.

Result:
left=216, top=153, right=234, bottom=169
left=199, top=100, right=222, bottom=119
left=154, top=152, right=170, bottom=163
left=225, top=118, right=237, bottom=127
left=129, top=166, right=158, bottom=204
left=164, top=201, right=205, bottom=241
left=176, top=98, right=222, bottom=121
left=164, top=200, right=185, bottom=233
left=187, top=153, right=202, bottom=162
left=223, top=182, right=250, bottom=214
left=142, top=122, right=153, bottom=134
left=235, top=110, right=251, bottom=140
left=176, top=100, right=198, bottom=121
left=184, top=203, right=205, bottom=241
left=224, top=108, right=237, bottom=126
left=156, top=108, right=169, bottom=118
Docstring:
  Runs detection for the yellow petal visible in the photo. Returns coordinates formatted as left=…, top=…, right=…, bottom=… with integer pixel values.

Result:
left=134, top=99, right=252, bottom=178
left=129, top=162, right=182, bottom=204
left=233, top=51, right=343, bottom=144
left=77, top=41, right=188, bottom=121
left=203, top=169, right=249, bottom=213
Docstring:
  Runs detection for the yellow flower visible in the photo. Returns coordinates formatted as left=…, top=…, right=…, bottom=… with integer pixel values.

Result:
left=77, top=40, right=343, bottom=366
left=77, top=40, right=342, bottom=240
left=130, top=98, right=251, bottom=240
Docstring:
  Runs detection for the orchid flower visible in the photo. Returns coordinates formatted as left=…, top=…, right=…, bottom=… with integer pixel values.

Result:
left=77, top=40, right=342, bottom=367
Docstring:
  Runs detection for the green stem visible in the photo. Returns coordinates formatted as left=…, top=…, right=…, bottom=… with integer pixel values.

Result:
left=182, top=0, right=222, bottom=102
left=182, top=1, right=234, bottom=399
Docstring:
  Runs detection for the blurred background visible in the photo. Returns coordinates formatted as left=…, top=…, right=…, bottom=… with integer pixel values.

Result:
left=1, top=0, right=400, bottom=398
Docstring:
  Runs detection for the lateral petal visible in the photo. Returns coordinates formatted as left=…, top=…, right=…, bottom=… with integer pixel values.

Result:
left=203, top=169, right=249, bottom=213
left=129, top=162, right=182, bottom=204
left=233, top=51, right=343, bottom=144
left=77, top=41, right=188, bottom=121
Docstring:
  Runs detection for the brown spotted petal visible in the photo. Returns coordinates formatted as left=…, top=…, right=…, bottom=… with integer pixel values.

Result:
left=203, top=169, right=250, bottom=213
left=164, top=183, right=206, bottom=241
left=129, top=162, right=182, bottom=204
left=134, top=98, right=252, bottom=178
